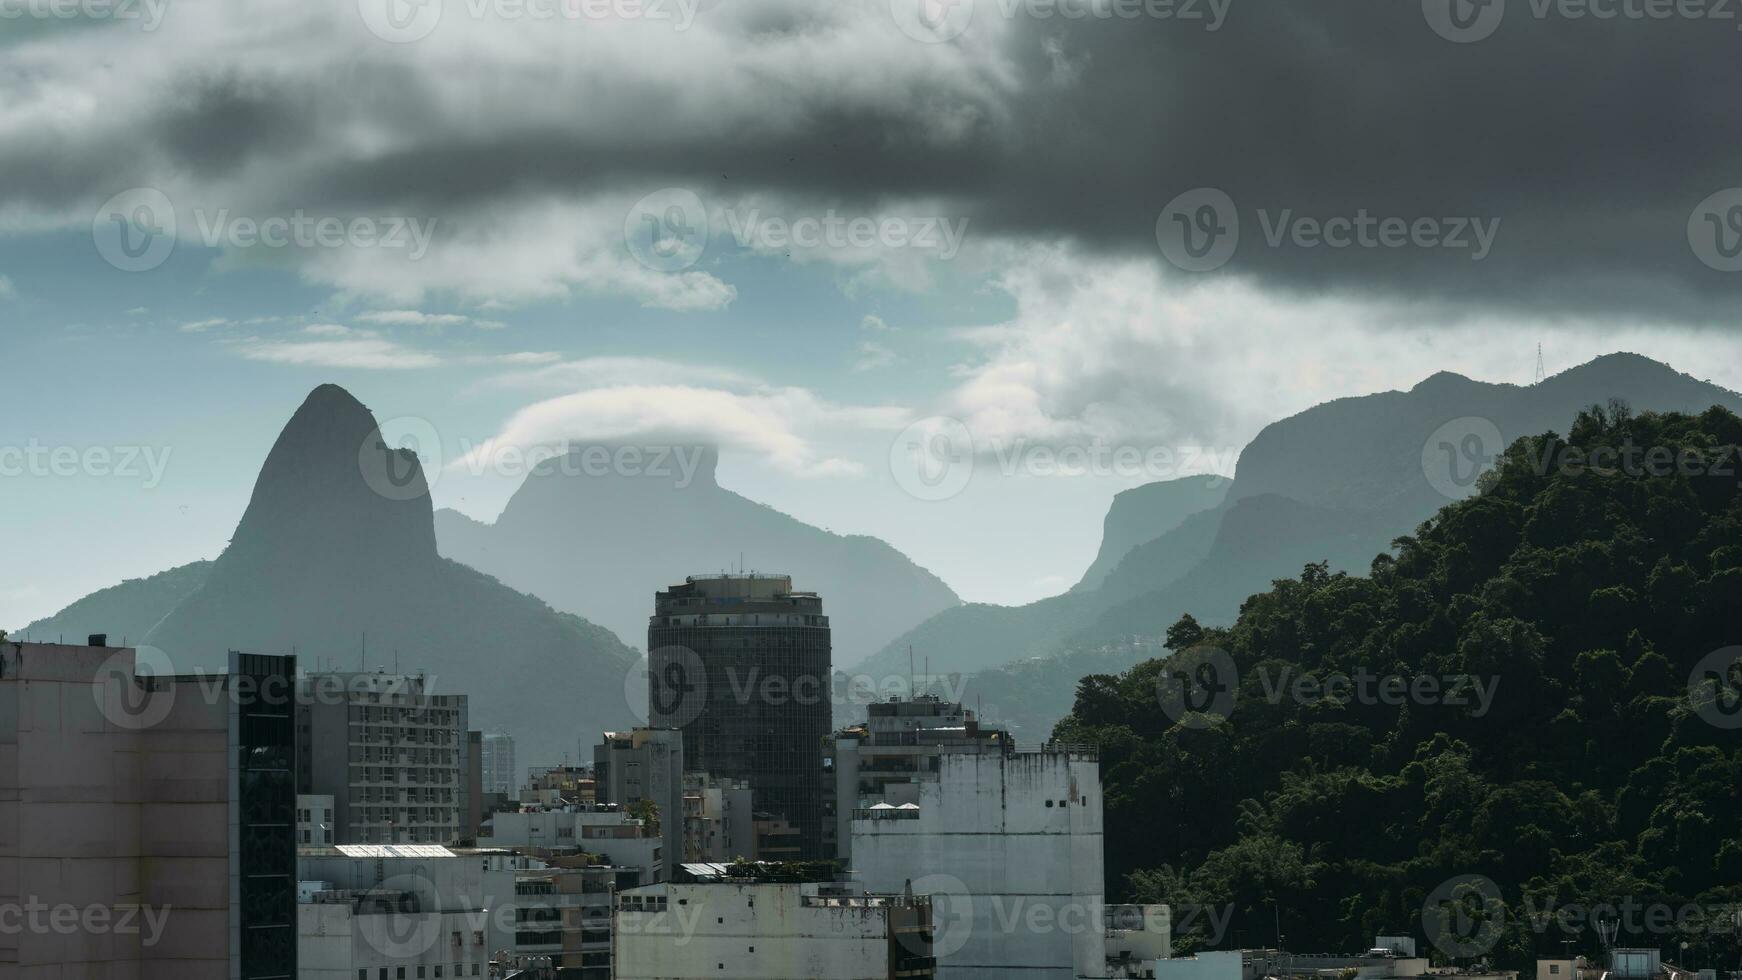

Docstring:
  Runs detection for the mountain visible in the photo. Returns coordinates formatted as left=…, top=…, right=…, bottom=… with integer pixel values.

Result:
left=1056, top=403, right=1742, bottom=966
left=1071, top=476, right=1228, bottom=592
left=432, top=448, right=959, bottom=662
left=870, top=353, right=1742, bottom=738
left=18, top=561, right=211, bottom=645
left=33, top=385, right=637, bottom=764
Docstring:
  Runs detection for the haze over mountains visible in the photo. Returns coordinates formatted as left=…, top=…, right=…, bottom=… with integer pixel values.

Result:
left=865, top=353, right=1742, bottom=738
left=433, top=449, right=960, bottom=662
left=24, top=385, right=638, bottom=764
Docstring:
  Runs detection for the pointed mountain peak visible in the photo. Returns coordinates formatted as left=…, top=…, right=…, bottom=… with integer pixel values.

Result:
left=222, top=384, right=437, bottom=568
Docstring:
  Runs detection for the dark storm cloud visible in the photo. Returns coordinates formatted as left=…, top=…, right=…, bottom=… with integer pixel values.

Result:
left=5, top=0, right=1739, bottom=319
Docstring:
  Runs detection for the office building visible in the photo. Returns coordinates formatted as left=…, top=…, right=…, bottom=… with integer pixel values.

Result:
left=0, top=638, right=297, bottom=979
left=481, top=730, right=515, bottom=797
left=298, top=794, right=335, bottom=846
left=295, top=671, right=468, bottom=845
left=647, top=573, right=831, bottom=859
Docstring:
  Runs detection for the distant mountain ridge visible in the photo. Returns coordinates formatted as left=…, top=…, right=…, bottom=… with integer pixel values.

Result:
left=433, top=447, right=960, bottom=661
left=874, top=353, right=1742, bottom=738
left=27, top=385, right=638, bottom=764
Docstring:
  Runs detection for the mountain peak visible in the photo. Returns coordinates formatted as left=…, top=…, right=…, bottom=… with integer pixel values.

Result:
left=223, top=384, right=437, bottom=569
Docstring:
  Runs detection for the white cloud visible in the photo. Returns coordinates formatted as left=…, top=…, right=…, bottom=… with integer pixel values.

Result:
left=179, top=318, right=231, bottom=332
left=355, top=310, right=474, bottom=327
left=225, top=328, right=442, bottom=370
left=484, top=357, right=758, bottom=393
left=937, top=244, right=1742, bottom=468
left=456, top=384, right=907, bottom=479
left=0, top=275, right=14, bottom=300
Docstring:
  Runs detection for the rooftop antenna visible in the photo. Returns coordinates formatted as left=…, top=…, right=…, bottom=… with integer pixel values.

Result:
left=908, top=645, right=915, bottom=699
left=1534, top=342, right=1546, bottom=384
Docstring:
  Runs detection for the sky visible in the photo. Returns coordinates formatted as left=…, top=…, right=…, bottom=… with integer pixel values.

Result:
left=5, top=0, right=1742, bottom=629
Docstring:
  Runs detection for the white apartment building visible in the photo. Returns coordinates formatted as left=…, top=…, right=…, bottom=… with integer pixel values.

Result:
left=851, top=747, right=1107, bottom=980
left=296, top=672, right=470, bottom=845
left=299, top=794, right=336, bottom=846
left=479, top=804, right=662, bottom=882
left=613, top=868, right=934, bottom=979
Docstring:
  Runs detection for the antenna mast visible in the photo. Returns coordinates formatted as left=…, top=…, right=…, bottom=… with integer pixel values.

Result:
left=1534, top=342, right=1546, bottom=384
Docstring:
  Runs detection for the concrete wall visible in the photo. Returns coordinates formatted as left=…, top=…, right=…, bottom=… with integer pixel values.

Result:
left=613, top=882, right=906, bottom=980
left=851, top=750, right=1105, bottom=980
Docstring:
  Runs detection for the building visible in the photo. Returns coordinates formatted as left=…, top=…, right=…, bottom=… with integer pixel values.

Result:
left=0, top=638, right=298, bottom=979
left=648, top=573, right=832, bottom=859
left=299, top=794, right=335, bottom=846
left=683, top=772, right=757, bottom=862
left=613, top=863, right=934, bottom=979
left=295, top=843, right=490, bottom=980
left=479, top=803, right=663, bottom=882
left=851, top=747, right=1106, bottom=979
left=1102, top=905, right=1172, bottom=978
left=500, top=858, right=647, bottom=979
left=830, top=695, right=1013, bottom=862
left=593, top=728, right=685, bottom=880
left=519, top=764, right=594, bottom=807
left=295, top=671, right=469, bottom=845
left=481, top=730, right=516, bottom=797
left=1150, top=945, right=1514, bottom=980
left=464, top=730, right=484, bottom=841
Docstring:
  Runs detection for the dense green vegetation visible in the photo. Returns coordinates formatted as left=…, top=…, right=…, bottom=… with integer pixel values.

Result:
left=1055, top=405, right=1742, bottom=969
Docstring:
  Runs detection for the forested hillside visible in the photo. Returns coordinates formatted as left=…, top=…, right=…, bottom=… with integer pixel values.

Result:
left=1056, top=404, right=1742, bottom=968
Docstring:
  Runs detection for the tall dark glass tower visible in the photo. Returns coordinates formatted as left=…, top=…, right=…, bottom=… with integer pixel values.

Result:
left=648, top=574, right=831, bottom=860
